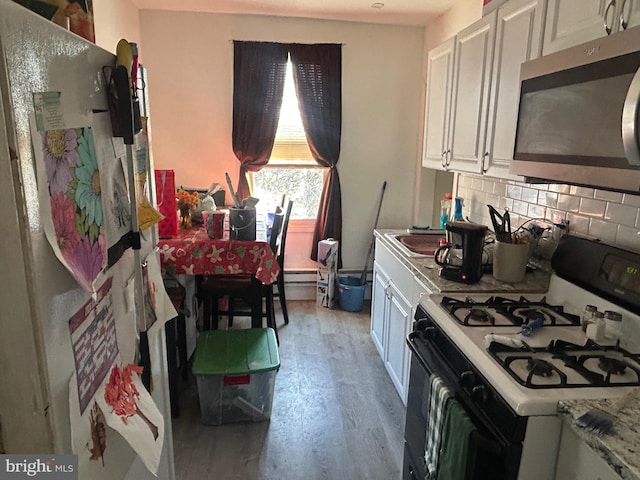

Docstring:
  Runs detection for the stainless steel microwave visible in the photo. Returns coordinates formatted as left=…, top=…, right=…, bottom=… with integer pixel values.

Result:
left=512, top=25, right=640, bottom=193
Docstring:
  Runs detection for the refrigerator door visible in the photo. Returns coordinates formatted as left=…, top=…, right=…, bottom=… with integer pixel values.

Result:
left=0, top=2, right=173, bottom=478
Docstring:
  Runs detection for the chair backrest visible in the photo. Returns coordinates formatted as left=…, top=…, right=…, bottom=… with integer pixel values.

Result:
left=278, top=197, right=294, bottom=267
left=269, top=208, right=285, bottom=254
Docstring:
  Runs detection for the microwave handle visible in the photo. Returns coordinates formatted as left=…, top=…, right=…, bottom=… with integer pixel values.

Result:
left=622, top=66, right=640, bottom=167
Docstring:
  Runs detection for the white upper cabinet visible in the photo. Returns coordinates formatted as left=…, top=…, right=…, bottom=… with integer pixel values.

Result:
left=544, top=0, right=640, bottom=55
left=422, top=0, right=545, bottom=179
left=448, top=11, right=497, bottom=174
left=484, top=0, right=546, bottom=179
left=422, top=38, right=456, bottom=170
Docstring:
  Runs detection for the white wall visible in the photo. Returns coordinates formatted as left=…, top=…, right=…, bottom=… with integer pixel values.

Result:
left=139, top=11, right=424, bottom=269
left=93, top=0, right=141, bottom=54
left=425, top=0, right=482, bottom=51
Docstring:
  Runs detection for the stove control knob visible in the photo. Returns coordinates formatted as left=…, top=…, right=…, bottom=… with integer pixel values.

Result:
left=471, top=385, right=488, bottom=403
left=422, top=326, right=437, bottom=340
left=460, top=371, right=475, bottom=388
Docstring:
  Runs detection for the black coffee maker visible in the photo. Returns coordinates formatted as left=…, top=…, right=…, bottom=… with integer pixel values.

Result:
left=434, top=221, right=488, bottom=284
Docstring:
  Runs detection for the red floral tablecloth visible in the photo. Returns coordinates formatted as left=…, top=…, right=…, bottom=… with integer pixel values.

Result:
left=157, top=228, right=279, bottom=284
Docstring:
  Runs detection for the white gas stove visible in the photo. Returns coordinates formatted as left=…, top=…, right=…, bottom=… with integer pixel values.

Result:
left=420, top=272, right=640, bottom=416
left=403, top=234, right=640, bottom=480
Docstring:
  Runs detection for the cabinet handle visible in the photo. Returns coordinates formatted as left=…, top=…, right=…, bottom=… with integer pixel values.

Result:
left=604, top=0, right=616, bottom=34
left=620, top=0, right=630, bottom=30
left=482, top=152, right=489, bottom=173
left=445, top=149, right=452, bottom=167
left=441, top=150, right=447, bottom=168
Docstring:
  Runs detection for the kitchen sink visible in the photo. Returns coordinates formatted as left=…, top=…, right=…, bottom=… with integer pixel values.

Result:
left=384, top=231, right=445, bottom=257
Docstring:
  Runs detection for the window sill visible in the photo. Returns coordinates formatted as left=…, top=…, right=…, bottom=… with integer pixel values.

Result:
left=288, top=218, right=315, bottom=234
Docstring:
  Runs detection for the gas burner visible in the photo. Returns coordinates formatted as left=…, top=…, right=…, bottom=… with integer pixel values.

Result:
left=464, top=308, right=494, bottom=325
left=598, top=357, right=627, bottom=375
left=439, top=295, right=581, bottom=327
left=488, top=338, right=640, bottom=388
left=527, top=358, right=553, bottom=377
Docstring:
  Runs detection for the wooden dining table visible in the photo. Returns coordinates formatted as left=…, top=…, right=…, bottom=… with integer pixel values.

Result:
left=156, top=226, right=280, bottom=285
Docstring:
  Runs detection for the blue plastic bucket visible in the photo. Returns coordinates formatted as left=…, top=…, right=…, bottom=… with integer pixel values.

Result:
left=338, top=276, right=366, bottom=312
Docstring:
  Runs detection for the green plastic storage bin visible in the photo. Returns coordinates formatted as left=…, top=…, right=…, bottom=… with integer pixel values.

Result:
left=192, top=328, right=280, bottom=425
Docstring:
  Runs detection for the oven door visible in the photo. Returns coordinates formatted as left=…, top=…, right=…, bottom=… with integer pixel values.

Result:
left=403, top=307, right=526, bottom=480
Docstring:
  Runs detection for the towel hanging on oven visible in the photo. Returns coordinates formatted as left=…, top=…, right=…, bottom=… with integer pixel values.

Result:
left=424, top=375, right=451, bottom=478
left=435, top=399, right=476, bottom=480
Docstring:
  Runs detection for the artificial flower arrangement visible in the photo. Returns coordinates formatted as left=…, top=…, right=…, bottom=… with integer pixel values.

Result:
left=176, top=188, right=200, bottom=211
left=176, top=188, right=199, bottom=229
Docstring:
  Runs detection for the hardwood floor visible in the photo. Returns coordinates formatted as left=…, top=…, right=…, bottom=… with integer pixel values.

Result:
left=171, top=300, right=406, bottom=480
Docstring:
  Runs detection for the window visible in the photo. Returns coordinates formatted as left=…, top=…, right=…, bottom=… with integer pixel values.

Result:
left=251, top=55, right=324, bottom=219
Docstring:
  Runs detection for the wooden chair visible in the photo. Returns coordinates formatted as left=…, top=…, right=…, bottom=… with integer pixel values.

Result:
left=198, top=209, right=285, bottom=342
left=274, top=197, right=293, bottom=324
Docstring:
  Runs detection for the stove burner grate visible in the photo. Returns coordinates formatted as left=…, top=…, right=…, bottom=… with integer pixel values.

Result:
left=527, top=358, right=554, bottom=377
left=440, top=295, right=581, bottom=327
left=463, top=308, right=494, bottom=325
left=488, top=339, right=640, bottom=389
left=599, top=357, right=628, bottom=376
left=502, top=355, right=568, bottom=388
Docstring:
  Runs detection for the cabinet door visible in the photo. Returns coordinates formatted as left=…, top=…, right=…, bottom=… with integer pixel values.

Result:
left=618, top=0, right=640, bottom=29
left=543, top=0, right=612, bottom=55
left=555, top=424, right=621, bottom=480
left=385, top=282, right=411, bottom=405
left=448, top=11, right=497, bottom=174
left=371, top=261, right=389, bottom=358
left=422, top=38, right=456, bottom=170
left=484, top=0, right=545, bottom=179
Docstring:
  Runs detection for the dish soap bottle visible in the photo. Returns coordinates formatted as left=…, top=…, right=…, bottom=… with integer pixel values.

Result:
left=452, top=197, right=464, bottom=221
left=440, top=193, right=452, bottom=228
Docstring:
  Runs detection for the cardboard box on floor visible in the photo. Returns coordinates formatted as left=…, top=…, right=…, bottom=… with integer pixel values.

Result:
left=317, top=239, right=338, bottom=308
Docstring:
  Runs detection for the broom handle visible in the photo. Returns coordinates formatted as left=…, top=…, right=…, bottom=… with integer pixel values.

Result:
left=359, top=181, right=387, bottom=285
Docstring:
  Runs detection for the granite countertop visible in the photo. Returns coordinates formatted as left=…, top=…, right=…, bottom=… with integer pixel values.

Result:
left=559, top=396, right=640, bottom=480
left=375, top=229, right=551, bottom=294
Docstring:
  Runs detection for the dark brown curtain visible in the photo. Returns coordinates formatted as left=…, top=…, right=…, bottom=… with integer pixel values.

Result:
left=232, top=41, right=288, bottom=201
left=289, top=43, right=342, bottom=264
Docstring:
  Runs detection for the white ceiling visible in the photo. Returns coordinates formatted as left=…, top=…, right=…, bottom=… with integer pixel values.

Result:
left=130, top=0, right=457, bottom=27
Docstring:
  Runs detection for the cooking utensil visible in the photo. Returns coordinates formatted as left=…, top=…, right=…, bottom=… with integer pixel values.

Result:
left=487, top=204, right=512, bottom=243
left=359, top=181, right=387, bottom=285
left=520, top=316, right=544, bottom=336
left=242, top=196, right=260, bottom=209
left=225, top=172, right=241, bottom=208
left=488, top=204, right=502, bottom=234
left=576, top=387, right=640, bottom=436
left=503, top=210, right=511, bottom=243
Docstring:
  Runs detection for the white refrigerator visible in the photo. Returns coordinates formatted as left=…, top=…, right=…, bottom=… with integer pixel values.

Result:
left=0, top=1, right=175, bottom=478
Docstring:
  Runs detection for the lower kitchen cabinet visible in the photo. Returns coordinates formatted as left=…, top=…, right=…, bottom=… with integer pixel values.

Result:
left=554, top=423, right=620, bottom=480
left=371, top=239, right=429, bottom=405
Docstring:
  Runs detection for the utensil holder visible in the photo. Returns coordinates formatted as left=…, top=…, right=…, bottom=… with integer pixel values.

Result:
left=229, top=207, right=256, bottom=241
left=493, top=240, right=529, bottom=283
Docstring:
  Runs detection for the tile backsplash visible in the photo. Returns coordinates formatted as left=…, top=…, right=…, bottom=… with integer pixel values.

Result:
left=456, top=174, right=640, bottom=253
